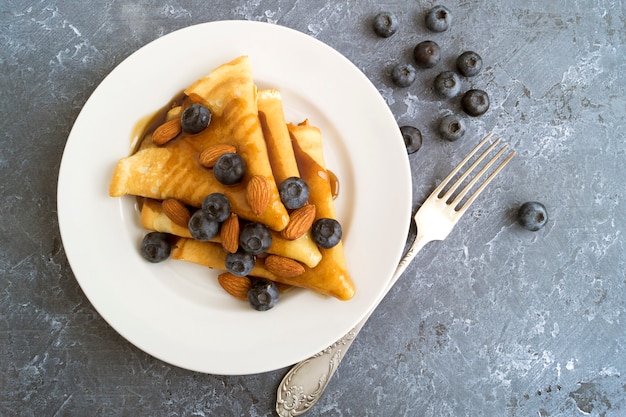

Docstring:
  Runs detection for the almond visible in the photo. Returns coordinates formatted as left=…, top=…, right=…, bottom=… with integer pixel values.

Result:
left=199, top=144, right=237, bottom=168
left=220, top=213, right=239, bottom=253
left=152, top=118, right=182, bottom=145
left=217, top=272, right=251, bottom=301
left=162, top=198, right=191, bottom=227
left=281, top=204, right=316, bottom=240
left=246, top=175, right=271, bottom=215
left=264, top=255, right=305, bottom=278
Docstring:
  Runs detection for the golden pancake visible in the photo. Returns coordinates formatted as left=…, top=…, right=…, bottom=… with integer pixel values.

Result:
left=257, top=89, right=300, bottom=185
left=265, top=120, right=354, bottom=300
left=141, top=199, right=322, bottom=268
left=173, top=239, right=278, bottom=282
left=109, top=56, right=289, bottom=231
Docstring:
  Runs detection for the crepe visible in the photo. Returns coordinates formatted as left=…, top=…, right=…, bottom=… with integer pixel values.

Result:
left=109, top=56, right=289, bottom=231
left=279, top=120, right=354, bottom=300
left=140, top=199, right=322, bottom=268
left=257, top=89, right=300, bottom=185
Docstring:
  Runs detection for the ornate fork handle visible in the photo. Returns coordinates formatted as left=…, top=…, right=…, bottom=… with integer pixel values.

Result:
left=275, top=325, right=361, bottom=417
left=275, top=232, right=429, bottom=417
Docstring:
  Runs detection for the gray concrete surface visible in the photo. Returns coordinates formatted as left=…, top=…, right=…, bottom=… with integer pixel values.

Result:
left=1, top=1, right=625, bottom=416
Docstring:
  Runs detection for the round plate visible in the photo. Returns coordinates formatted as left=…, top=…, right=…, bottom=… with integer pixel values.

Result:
left=57, top=20, right=411, bottom=375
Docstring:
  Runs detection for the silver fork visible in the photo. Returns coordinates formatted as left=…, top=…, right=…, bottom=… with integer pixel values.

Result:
left=276, top=133, right=515, bottom=417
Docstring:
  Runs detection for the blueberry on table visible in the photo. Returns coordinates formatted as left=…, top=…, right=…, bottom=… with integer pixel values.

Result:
left=279, top=177, right=310, bottom=210
left=400, top=125, right=423, bottom=154
left=247, top=279, right=279, bottom=311
left=456, top=51, right=483, bottom=77
left=213, top=153, right=246, bottom=185
left=311, top=218, right=342, bottom=249
left=141, top=232, right=171, bottom=263
left=373, top=12, right=399, bottom=38
left=413, top=40, right=441, bottom=68
left=517, top=201, right=548, bottom=231
left=438, top=114, right=466, bottom=141
left=181, top=103, right=211, bottom=134
left=225, top=249, right=256, bottom=277
left=239, top=222, right=272, bottom=255
left=391, top=63, right=416, bottom=87
left=202, top=193, right=231, bottom=222
left=461, top=89, right=490, bottom=116
left=434, top=71, right=461, bottom=98
left=188, top=210, right=219, bottom=241
left=425, top=5, right=452, bottom=32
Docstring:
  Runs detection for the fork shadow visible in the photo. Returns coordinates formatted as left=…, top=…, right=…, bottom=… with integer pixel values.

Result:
left=402, top=211, right=419, bottom=258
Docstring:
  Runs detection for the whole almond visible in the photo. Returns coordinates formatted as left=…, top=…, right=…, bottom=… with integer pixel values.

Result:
left=220, top=213, right=239, bottom=253
left=217, top=272, right=251, bottom=301
left=246, top=175, right=271, bottom=215
left=281, top=204, right=316, bottom=240
left=152, top=118, right=182, bottom=145
left=199, top=144, right=237, bottom=168
left=264, top=255, right=305, bottom=278
left=162, top=198, right=191, bottom=227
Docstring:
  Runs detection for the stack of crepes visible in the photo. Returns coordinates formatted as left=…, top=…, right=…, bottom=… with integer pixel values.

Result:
left=109, top=55, right=354, bottom=301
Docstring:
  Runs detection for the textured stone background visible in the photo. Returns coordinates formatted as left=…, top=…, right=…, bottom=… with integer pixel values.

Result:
left=1, top=1, right=625, bottom=416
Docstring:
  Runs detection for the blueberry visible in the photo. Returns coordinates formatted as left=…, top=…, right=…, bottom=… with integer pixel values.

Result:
left=188, top=210, right=219, bottom=241
left=391, top=63, right=416, bottom=87
left=181, top=103, right=211, bottom=134
left=140, top=232, right=171, bottom=263
left=239, top=222, right=272, bottom=255
left=279, top=177, right=310, bottom=210
left=400, top=125, right=422, bottom=154
left=517, top=201, right=548, bottom=231
left=202, top=193, right=231, bottom=222
left=425, top=5, right=452, bottom=32
left=247, top=278, right=279, bottom=311
left=311, top=218, right=342, bottom=249
left=461, top=89, right=490, bottom=116
left=413, top=40, right=441, bottom=68
left=438, top=114, right=466, bottom=141
left=434, top=71, right=461, bottom=98
left=225, top=249, right=256, bottom=277
left=213, top=153, right=246, bottom=185
left=373, top=12, right=398, bottom=38
left=456, top=51, right=483, bottom=77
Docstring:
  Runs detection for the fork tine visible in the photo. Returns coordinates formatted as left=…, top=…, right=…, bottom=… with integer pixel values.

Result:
left=434, top=132, right=493, bottom=200
left=440, top=137, right=502, bottom=203
left=450, top=140, right=508, bottom=207
left=455, top=148, right=515, bottom=215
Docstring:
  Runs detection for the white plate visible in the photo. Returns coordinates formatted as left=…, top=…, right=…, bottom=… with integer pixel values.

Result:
left=57, top=21, right=411, bottom=375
